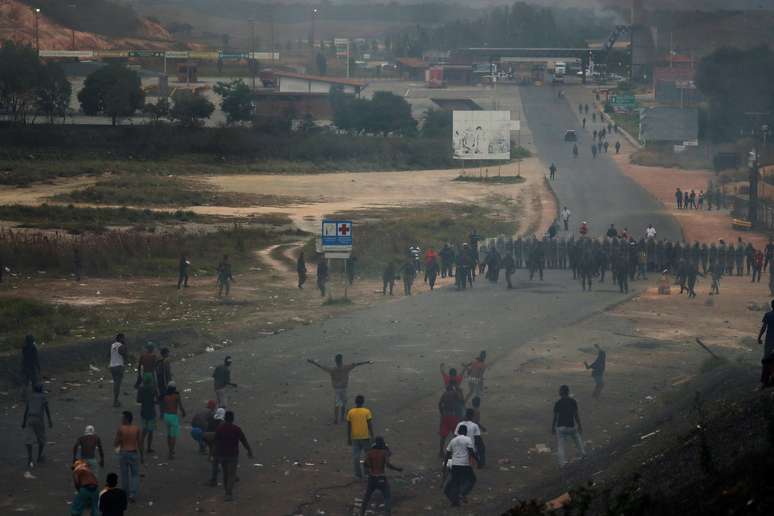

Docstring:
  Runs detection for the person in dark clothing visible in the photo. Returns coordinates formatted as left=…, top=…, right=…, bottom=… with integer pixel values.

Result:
left=551, top=385, right=585, bottom=466
left=216, top=255, right=234, bottom=298
left=502, top=252, right=515, bottom=289
left=360, top=437, right=402, bottom=516
left=549, top=162, right=557, bottom=180
left=296, top=251, right=307, bottom=289
left=177, top=254, right=189, bottom=289
left=155, top=348, right=173, bottom=400
left=317, top=259, right=329, bottom=297
left=20, top=334, right=40, bottom=397
left=382, top=262, right=396, bottom=295
left=99, top=472, right=128, bottom=516
left=765, top=239, right=774, bottom=272
left=675, top=188, right=683, bottom=209
left=606, top=224, right=618, bottom=239
left=757, top=300, right=774, bottom=389
left=346, top=255, right=357, bottom=285
left=426, top=256, right=439, bottom=291
left=583, top=344, right=606, bottom=399
left=615, top=141, right=621, bottom=153
left=400, top=259, right=416, bottom=296
left=214, top=411, right=254, bottom=501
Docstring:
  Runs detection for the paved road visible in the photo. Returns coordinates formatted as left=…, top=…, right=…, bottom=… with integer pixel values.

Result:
left=520, top=86, right=682, bottom=241
left=0, top=274, right=636, bottom=515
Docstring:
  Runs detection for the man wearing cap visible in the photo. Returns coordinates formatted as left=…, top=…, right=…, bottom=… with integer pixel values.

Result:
left=191, top=400, right=217, bottom=454
left=360, top=436, right=402, bottom=516
left=207, top=407, right=226, bottom=487
left=213, top=356, right=237, bottom=409
left=73, top=425, right=105, bottom=476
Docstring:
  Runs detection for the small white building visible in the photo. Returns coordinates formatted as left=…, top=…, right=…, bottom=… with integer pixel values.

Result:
left=274, top=71, right=367, bottom=96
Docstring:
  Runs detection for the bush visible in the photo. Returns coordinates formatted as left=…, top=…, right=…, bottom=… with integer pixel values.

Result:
left=0, top=298, right=99, bottom=351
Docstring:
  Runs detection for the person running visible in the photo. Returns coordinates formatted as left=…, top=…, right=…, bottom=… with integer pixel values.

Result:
left=160, top=381, right=186, bottom=459
left=191, top=400, right=217, bottom=454
left=213, top=356, right=237, bottom=409
left=296, top=251, right=307, bottom=289
left=73, top=425, right=104, bottom=476
left=360, top=436, right=402, bottom=516
left=22, top=384, right=52, bottom=468
left=177, top=254, right=189, bottom=289
left=114, top=411, right=142, bottom=503
left=583, top=344, right=606, bottom=399
left=561, top=207, right=571, bottom=231
left=469, top=397, right=487, bottom=467
left=109, top=334, right=127, bottom=407
left=463, top=351, right=488, bottom=401
left=308, top=354, right=372, bottom=424
left=347, top=394, right=374, bottom=479
left=71, top=459, right=100, bottom=516
left=455, top=408, right=484, bottom=468
left=443, top=424, right=477, bottom=507
left=136, top=373, right=157, bottom=454
left=20, top=334, right=40, bottom=399
left=99, top=472, right=128, bottom=516
left=217, top=255, right=234, bottom=298
left=213, top=410, right=254, bottom=501
left=155, top=348, right=173, bottom=400
left=551, top=385, right=586, bottom=467
left=549, top=163, right=557, bottom=180
left=438, top=380, right=463, bottom=457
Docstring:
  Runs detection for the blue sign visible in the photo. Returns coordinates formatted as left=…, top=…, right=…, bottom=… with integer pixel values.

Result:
left=321, top=220, right=353, bottom=250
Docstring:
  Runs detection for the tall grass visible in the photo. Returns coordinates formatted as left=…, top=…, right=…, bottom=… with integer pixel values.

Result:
left=0, top=224, right=284, bottom=277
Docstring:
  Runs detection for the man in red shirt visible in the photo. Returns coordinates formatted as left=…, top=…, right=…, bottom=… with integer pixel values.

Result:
left=360, top=437, right=402, bottom=516
left=213, top=411, right=254, bottom=501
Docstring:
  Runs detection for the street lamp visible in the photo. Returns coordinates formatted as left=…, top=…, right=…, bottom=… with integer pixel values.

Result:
left=32, top=7, right=40, bottom=53
left=310, top=8, right=319, bottom=50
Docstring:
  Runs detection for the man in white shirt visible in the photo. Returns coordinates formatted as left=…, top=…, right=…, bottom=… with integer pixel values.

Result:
left=443, top=425, right=477, bottom=507
left=561, top=207, right=571, bottom=231
left=109, top=334, right=127, bottom=407
left=455, top=408, right=485, bottom=468
left=645, top=224, right=657, bottom=240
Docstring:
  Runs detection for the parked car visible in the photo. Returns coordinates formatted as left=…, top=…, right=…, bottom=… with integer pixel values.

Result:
left=564, top=130, right=578, bottom=142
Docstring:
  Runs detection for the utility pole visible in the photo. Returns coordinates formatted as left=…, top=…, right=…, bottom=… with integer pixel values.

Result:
left=249, top=18, right=256, bottom=90
left=745, top=112, right=771, bottom=227
left=68, top=4, right=76, bottom=51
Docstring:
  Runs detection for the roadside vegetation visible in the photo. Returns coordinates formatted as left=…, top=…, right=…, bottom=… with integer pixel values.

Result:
left=0, top=222, right=297, bottom=277
left=53, top=175, right=292, bottom=208
left=0, top=204, right=202, bottom=232
left=0, top=298, right=102, bottom=354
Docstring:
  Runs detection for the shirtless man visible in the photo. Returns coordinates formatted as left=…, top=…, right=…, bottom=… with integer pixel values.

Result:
left=308, top=354, right=373, bottom=424
left=463, top=351, right=488, bottom=401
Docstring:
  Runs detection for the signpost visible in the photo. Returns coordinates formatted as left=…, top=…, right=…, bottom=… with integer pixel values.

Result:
left=321, top=220, right=353, bottom=300
left=608, top=94, right=637, bottom=112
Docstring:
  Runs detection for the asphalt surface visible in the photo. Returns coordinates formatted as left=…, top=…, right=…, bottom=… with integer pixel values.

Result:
left=520, top=86, right=682, bottom=241
left=0, top=274, right=636, bottom=515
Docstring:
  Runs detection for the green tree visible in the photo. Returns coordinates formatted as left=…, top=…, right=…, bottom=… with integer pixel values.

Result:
left=78, top=64, right=145, bottom=125
left=421, top=108, right=452, bottom=139
left=0, top=41, right=44, bottom=124
left=213, top=79, right=255, bottom=124
left=366, top=91, right=417, bottom=136
left=696, top=46, right=774, bottom=142
left=35, top=61, right=72, bottom=123
left=169, top=93, right=214, bottom=128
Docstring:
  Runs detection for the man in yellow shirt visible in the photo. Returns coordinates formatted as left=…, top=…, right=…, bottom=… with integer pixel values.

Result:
left=346, top=395, right=374, bottom=479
